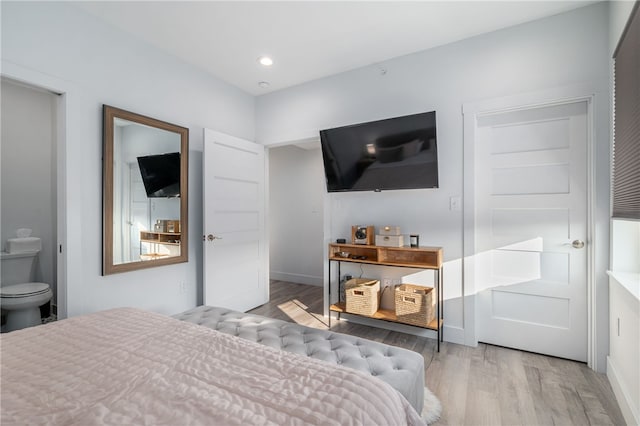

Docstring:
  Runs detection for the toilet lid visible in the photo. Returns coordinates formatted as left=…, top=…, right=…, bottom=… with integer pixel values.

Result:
left=0, top=282, right=50, bottom=298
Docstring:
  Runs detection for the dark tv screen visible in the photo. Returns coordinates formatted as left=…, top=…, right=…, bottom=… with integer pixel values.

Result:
left=319, top=111, right=438, bottom=192
left=137, top=152, right=180, bottom=198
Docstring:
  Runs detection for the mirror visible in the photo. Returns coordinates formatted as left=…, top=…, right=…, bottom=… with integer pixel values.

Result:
left=103, top=105, right=188, bottom=275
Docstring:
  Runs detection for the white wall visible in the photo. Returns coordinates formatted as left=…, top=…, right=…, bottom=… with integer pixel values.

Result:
left=1, top=80, right=57, bottom=301
left=1, top=2, right=255, bottom=317
left=269, top=145, right=324, bottom=286
left=609, top=0, right=637, bottom=53
left=256, top=3, right=611, bottom=363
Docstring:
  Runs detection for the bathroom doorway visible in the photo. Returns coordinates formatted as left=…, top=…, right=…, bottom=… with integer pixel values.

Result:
left=1, top=78, right=59, bottom=323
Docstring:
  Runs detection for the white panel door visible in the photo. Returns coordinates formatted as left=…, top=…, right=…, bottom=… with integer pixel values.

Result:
left=474, top=101, right=588, bottom=361
left=129, top=162, right=149, bottom=261
left=203, top=129, right=268, bottom=312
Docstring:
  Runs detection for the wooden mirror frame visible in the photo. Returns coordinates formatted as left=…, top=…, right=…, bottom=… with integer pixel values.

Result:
left=102, top=105, right=189, bottom=275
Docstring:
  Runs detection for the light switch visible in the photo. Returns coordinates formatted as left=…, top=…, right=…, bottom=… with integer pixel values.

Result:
left=450, top=196, right=461, bottom=211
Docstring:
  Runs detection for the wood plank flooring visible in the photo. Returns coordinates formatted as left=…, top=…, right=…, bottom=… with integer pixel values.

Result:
left=250, top=280, right=625, bottom=426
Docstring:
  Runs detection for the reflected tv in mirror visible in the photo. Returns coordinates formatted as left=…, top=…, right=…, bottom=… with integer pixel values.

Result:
left=320, top=111, right=438, bottom=192
left=137, top=152, right=180, bottom=198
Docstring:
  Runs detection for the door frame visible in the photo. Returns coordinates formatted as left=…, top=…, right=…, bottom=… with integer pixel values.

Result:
left=463, top=86, right=598, bottom=370
left=1, top=60, right=78, bottom=320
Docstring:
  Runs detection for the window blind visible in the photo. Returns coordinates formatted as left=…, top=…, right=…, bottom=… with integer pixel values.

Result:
left=612, top=3, right=640, bottom=220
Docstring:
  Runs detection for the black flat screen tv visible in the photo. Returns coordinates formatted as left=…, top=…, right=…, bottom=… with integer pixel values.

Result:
left=319, top=111, right=438, bottom=192
left=137, top=152, right=181, bottom=198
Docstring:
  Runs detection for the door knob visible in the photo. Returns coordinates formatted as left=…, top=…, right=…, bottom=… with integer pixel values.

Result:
left=571, top=240, right=585, bottom=249
left=206, top=234, right=222, bottom=242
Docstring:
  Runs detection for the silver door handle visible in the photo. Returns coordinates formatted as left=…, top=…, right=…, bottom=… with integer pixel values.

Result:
left=571, top=240, right=585, bottom=249
left=206, top=234, right=222, bottom=242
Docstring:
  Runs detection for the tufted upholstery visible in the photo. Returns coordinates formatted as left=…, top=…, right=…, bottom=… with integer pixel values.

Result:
left=174, top=305, right=425, bottom=412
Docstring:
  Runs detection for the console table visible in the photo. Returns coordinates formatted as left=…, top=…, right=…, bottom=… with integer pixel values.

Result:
left=139, top=231, right=181, bottom=259
left=328, top=243, right=444, bottom=351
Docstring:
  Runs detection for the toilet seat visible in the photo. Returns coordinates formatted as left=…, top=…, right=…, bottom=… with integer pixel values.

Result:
left=0, top=282, right=50, bottom=298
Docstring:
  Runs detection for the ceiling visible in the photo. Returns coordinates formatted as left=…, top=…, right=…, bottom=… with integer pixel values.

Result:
left=75, top=1, right=597, bottom=96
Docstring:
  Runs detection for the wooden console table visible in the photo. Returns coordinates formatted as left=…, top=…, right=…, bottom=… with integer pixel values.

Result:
left=328, top=243, right=444, bottom=351
left=139, top=231, right=181, bottom=259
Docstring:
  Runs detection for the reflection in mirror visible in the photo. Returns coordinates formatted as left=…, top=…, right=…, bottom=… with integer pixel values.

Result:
left=103, top=106, right=188, bottom=275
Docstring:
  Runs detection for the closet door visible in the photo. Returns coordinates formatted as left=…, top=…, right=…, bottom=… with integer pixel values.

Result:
left=471, top=100, right=589, bottom=362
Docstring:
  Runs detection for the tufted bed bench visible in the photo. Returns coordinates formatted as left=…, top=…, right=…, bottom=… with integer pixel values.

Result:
left=174, top=305, right=425, bottom=413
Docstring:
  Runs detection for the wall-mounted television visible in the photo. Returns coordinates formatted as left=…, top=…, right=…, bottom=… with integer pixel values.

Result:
left=137, top=152, right=181, bottom=198
left=319, top=111, right=438, bottom=192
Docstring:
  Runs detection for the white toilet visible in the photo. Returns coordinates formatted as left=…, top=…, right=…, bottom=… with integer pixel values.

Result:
left=1, top=250, right=53, bottom=332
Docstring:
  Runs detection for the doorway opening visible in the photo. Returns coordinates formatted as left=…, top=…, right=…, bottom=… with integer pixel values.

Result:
left=268, top=140, right=325, bottom=290
left=1, top=77, right=60, bottom=328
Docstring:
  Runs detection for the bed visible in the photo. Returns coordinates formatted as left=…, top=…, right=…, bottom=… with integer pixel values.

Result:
left=1, top=308, right=425, bottom=425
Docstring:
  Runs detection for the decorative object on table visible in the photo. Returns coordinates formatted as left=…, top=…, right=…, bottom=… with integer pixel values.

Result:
left=351, top=225, right=375, bottom=245
left=395, top=284, right=434, bottom=327
left=375, top=234, right=404, bottom=247
left=153, top=219, right=180, bottom=233
left=410, top=234, right=420, bottom=248
left=379, top=225, right=401, bottom=236
left=375, top=225, right=403, bottom=247
left=166, top=220, right=180, bottom=233
left=336, top=238, right=346, bottom=244
left=345, top=278, right=380, bottom=315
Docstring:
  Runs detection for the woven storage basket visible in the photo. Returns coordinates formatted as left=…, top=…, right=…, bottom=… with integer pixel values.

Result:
left=395, top=284, right=434, bottom=327
left=345, top=278, right=380, bottom=316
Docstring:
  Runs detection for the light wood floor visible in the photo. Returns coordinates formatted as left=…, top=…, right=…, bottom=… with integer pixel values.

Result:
left=249, top=280, right=625, bottom=426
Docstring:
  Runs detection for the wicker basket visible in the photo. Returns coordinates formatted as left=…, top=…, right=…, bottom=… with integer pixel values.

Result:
left=395, top=284, right=434, bottom=327
left=345, top=278, right=380, bottom=316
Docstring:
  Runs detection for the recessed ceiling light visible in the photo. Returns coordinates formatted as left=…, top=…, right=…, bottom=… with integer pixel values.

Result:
left=258, top=56, right=273, bottom=67
left=258, top=81, right=270, bottom=88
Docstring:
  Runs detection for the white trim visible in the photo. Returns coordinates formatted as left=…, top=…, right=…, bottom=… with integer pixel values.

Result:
left=463, top=85, right=598, bottom=369
left=586, top=95, right=597, bottom=371
left=607, top=356, right=640, bottom=426
left=264, top=147, right=271, bottom=301
left=1, top=60, right=80, bottom=319
left=270, top=271, right=323, bottom=287
left=323, top=177, right=332, bottom=319
left=55, top=93, right=67, bottom=319
left=462, top=102, right=478, bottom=347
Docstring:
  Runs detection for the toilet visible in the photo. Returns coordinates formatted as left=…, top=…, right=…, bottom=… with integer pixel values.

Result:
left=1, top=250, right=53, bottom=332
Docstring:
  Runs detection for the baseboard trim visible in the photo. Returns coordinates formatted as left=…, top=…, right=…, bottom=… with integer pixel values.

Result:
left=607, top=356, right=640, bottom=426
left=442, top=325, right=465, bottom=345
left=270, top=271, right=323, bottom=287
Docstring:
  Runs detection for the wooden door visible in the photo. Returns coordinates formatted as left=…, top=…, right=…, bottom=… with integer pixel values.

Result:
left=203, top=129, right=268, bottom=312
